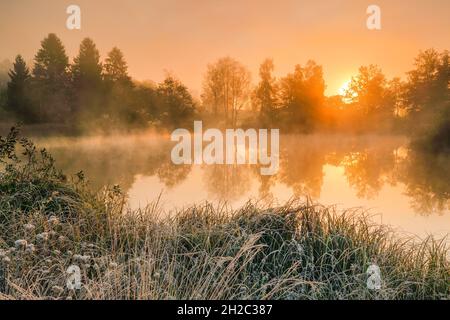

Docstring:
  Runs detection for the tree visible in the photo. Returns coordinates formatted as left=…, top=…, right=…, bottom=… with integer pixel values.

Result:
left=0, top=89, right=7, bottom=117
left=6, top=55, right=35, bottom=122
left=157, top=76, right=196, bottom=128
left=343, top=64, right=396, bottom=131
left=254, top=59, right=278, bottom=126
left=404, top=49, right=449, bottom=147
left=202, top=57, right=251, bottom=127
left=435, top=51, right=450, bottom=104
left=404, top=49, right=449, bottom=119
left=129, top=83, right=159, bottom=127
left=71, top=38, right=104, bottom=118
left=0, top=60, right=12, bottom=116
left=345, top=65, right=387, bottom=115
left=104, top=47, right=131, bottom=84
left=33, top=34, right=69, bottom=82
left=279, top=60, right=325, bottom=132
left=72, top=38, right=103, bottom=88
left=0, top=59, right=12, bottom=89
left=385, top=77, right=406, bottom=117
left=32, top=33, right=70, bottom=122
left=100, top=47, right=137, bottom=129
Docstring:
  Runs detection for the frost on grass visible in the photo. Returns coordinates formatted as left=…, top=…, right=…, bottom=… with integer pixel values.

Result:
left=0, top=128, right=449, bottom=300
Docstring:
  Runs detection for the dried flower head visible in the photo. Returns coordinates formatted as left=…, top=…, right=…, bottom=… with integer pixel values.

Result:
left=73, top=254, right=83, bottom=262
left=24, top=223, right=36, bottom=232
left=36, top=232, right=49, bottom=242
left=25, top=244, right=36, bottom=254
left=15, top=239, right=28, bottom=249
left=48, top=216, right=60, bottom=226
left=1, top=256, right=11, bottom=264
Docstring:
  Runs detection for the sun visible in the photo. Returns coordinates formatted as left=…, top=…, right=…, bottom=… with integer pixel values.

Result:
left=338, top=80, right=351, bottom=96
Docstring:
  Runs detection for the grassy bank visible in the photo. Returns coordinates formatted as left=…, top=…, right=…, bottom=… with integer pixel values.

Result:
left=0, top=127, right=448, bottom=300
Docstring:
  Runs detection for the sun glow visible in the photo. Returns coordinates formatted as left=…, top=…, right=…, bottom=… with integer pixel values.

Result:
left=338, top=80, right=351, bottom=96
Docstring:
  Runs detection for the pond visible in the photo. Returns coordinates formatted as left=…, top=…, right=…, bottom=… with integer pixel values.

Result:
left=33, top=133, right=449, bottom=239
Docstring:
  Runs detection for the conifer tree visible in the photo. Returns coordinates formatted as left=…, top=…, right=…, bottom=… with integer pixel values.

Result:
left=71, top=38, right=104, bottom=118
left=6, top=55, right=35, bottom=122
left=104, top=47, right=131, bottom=83
left=72, top=38, right=103, bottom=88
left=32, top=33, right=70, bottom=122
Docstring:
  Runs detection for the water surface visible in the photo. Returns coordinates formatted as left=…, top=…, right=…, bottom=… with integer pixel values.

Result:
left=34, top=134, right=449, bottom=239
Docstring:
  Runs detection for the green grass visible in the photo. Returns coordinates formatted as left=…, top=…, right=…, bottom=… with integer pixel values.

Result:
left=0, top=127, right=448, bottom=300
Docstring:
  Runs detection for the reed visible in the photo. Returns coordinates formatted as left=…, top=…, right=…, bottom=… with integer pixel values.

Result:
left=0, top=127, right=448, bottom=300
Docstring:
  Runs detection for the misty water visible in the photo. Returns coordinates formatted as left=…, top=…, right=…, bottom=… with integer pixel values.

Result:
left=33, top=133, right=449, bottom=239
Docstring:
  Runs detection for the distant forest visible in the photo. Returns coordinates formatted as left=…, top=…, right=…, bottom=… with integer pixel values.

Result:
left=0, top=33, right=448, bottom=144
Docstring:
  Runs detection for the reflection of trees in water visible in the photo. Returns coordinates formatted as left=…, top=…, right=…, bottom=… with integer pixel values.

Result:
left=42, top=135, right=449, bottom=216
left=277, top=141, right=324, bottom=199
left=262, top=136, right=448, bottom=216
left=44, top=137, right=192, bottom=192
left=274, top=135, right=386, bottom=200
left=399, top=150, right=449, bottom=215
left=340, top=145, right=398, bottom=199
left=202, top=164, right=253, bottom=202
left=257, top=174, right=277, bottom=204
left=156, top=162, right=191, bottom=188
left=338, top=143, right=449, bottom=215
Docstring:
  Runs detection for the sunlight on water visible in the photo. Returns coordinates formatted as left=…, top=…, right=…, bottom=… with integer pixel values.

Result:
left=35, top=134, right=449, bottom=239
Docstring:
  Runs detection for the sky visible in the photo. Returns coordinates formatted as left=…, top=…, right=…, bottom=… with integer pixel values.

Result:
left=0, top=0, right=449, bottom=96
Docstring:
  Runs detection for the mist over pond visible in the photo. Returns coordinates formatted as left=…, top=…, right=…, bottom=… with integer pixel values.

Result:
left=32, top=133, right=449, bottom=239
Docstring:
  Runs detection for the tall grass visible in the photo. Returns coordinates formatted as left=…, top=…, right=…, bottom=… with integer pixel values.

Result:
left=0, top=127, right=448, bottom=300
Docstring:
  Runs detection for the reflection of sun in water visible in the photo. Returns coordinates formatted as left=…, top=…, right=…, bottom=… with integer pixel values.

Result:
left=338, top=80, right=351, bottom=96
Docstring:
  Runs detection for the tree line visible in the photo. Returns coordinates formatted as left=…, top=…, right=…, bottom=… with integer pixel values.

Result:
left=0, top=33, right=448, bottom=141
left=201, top=50, right=448, bottom=141
left=1, top=34, right=196, bottom=132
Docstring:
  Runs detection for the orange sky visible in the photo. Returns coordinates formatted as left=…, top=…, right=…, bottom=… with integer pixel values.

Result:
left=0, top=0, right=449, bottom=96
